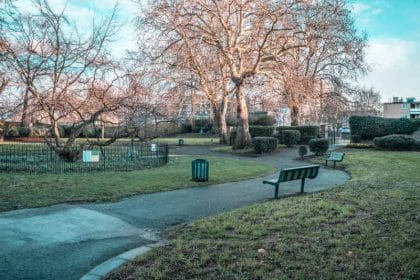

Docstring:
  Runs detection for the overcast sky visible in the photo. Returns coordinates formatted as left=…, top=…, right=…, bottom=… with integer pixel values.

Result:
left=350, top=0, right=420, bottom=102
left=15, top=0, right=420, bottom=102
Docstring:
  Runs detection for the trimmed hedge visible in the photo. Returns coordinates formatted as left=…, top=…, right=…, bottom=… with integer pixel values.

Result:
left=252, top=137, right=278, bottom=154
left=249, top=126, right=275, bottom=137
left=6, top=128, right=19, bottom=137
left=276, top=126, right=319, bottom=144
left=349, top=116, right=420, bottom=140
left=58, top=126, right=102, bottom=138
left=17, top=127, right=31, bottom=137
left=350, top=134, right=361, bottom=143
left=341, top=131, right=350, bottom=140
left=194, top=119, right=213, bottom=133
left=181, top=119, right=213, bottom=133
left=249, top=115, right=276, bottom=126
left=282, top=130, right=301, bottom=147
left=373, top=134, right=419, bottom=151
left=298, top=145, right=308, bottom=159
left=80, top=127, right=102, bottom=138
left=309, top=138, right=329, bottom=155
left=60, top=125, right=73, bottom=137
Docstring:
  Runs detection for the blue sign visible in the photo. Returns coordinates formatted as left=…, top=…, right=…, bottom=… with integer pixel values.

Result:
left=83, top=150, right=100, bottom=162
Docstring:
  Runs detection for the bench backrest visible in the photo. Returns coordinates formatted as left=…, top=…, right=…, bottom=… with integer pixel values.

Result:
left=328, top=152, right=345, bottom=161
left=278, top=165, right=320, bottom=183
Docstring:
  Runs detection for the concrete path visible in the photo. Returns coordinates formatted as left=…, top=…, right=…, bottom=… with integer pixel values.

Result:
left=0, top=147, right=350, bottom=280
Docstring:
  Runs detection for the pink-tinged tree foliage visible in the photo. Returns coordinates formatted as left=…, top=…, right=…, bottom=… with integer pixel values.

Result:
left=137, top=0, right=367, bottom=147
left=0, top=1, right=153, bottom=160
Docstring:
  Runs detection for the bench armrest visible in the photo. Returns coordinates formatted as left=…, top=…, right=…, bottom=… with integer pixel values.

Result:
left=263, top=179, right=278, bottom=186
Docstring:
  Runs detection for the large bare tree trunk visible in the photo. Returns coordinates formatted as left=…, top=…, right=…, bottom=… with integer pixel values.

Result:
left=234, top=84, right=252, bottom=149
left=212, top=95, right=229, bottom=144
left=291, top=105, right=299, bottom=126
left=190, top=93, right=196, bottom=132
left=218, top=116, right=228, bottom=144
left=21, top=88, right=31, bottom=127
left=219, top=96, right=228, bottom=144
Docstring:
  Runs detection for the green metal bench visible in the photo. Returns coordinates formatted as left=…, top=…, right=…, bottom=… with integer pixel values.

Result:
left=263, top=165, right=320, bottom=199
left=323, top=152, right=345, bottom=169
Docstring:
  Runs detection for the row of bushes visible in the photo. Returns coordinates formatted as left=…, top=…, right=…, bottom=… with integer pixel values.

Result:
left=308, top=139, right=329, bottom=155
left=252, top=136, right=329, bottom=155
left=3, top=121, right=186, bottom=139
left=249, top=125, right=320, bottom=144
left=181, top=119, right=213, bottom=133
left=282, top=130, right=301, bottom=147
left=349, top=116, right=420, bottom=140
left=5, top=127, right=50, bottom=138
left=276, top=126, right=320, bottom=143
left=249, top=115, right=276, bottom=126
left=249, top=126, right=275, bottom=137
left=252, top=137, right=278, bottom=154
left=5, top=126, right=102, bottom=138
left=373, top=134, right=420, bottom=151
left=253, top=134, right=420, bottom=156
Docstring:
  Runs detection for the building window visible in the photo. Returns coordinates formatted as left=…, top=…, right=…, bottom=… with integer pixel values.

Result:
left=402, top=103, right=408, bottom=109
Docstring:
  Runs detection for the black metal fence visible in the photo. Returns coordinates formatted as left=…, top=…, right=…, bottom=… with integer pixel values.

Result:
left=0, top=142, right=169, bottom=173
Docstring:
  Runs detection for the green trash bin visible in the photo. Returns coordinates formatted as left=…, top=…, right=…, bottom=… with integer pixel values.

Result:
left=192, top=159, right=209, bottom=182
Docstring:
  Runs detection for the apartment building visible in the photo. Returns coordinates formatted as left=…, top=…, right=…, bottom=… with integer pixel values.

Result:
left=383, top=97, right=420, bottom=119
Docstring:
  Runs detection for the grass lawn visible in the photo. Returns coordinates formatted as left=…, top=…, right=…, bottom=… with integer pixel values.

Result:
left=211, top=145, right=254, bottom=154
left=0, top=156, right=275, bottom=212
left=1, top=134, right=219, bottom=146
left=108, top=149, right=420, bottom=279
left=152, top=134, right=219, bottom=146
left=211, top=144, right=286, bottom=155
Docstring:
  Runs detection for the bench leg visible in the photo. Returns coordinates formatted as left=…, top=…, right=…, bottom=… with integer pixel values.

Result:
left=325, top=160, right=328, bottom=167
left=333, top=161, right=336, bottom=169
left=300, top=178, right=305, bottom=193
left=274, top=184, right=279, bottom=199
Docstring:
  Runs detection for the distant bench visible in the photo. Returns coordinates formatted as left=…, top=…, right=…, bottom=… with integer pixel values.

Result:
left=263, top=165, right=320, bottom=199
left=323, top=152, right=345, bottom=169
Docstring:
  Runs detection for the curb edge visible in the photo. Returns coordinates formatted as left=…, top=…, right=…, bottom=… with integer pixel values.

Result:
left=79, top=241, right=167, bottom=280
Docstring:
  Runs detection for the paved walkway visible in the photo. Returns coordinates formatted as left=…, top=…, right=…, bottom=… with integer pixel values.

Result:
left=0, top=147, right=350, bottom=280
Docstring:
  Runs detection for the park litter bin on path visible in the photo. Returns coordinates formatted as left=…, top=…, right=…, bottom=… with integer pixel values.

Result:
left=192, top=159, right=209, bottom=182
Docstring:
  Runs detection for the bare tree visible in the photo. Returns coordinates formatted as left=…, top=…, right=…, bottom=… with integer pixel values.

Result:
left=271, top=0, right=367, bottom=125
left=138, top=0, right=368, bottom=147
left=138, top=0, right=309, bottom=148
left=350, top=87, right=381, bottom=115
left=120, top=68, right=184, bottom=141
left=136, top=11, right=233, bottom=144
left=1, top=0, right=137, bottom=160
left=320, top=88, right=350, bottom=125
